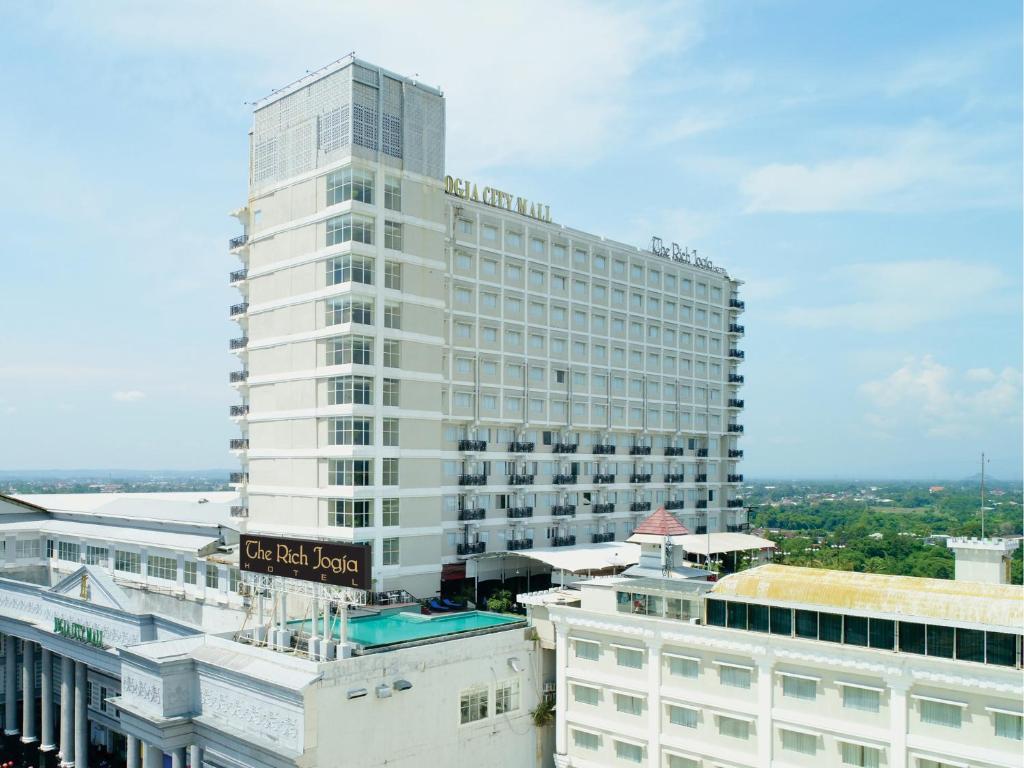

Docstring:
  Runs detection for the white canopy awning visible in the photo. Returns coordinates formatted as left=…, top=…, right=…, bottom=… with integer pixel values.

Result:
left=671, top=532, right=776, bottom=557
left=483, top=542, right=641, bottom=574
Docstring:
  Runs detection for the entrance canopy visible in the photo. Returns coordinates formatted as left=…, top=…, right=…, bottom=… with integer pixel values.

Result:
left=478, top=541, right=641, bottom=574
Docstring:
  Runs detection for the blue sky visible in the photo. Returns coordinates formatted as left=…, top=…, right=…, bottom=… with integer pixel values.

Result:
left=0, top=1, right=1020, bottom=479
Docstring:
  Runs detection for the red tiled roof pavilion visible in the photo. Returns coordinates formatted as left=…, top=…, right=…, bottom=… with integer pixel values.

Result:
left=632, top=507, right=690, bottom=537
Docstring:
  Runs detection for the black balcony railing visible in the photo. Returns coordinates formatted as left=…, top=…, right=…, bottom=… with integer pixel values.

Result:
left=507, top=539, right=534, bottom=551
left=729, top=349, right=745, bottom=359
left=458, top=439, right=487, bottom=451
left=592, top=503, right=615, bottom=514
left=729, top=424, right=745, bottom=433
left=593, top=444, right=616, bottom=455
left=229, top=233, right=249, bottom=249
left=727, top=498, right=745, bottom=508
left=629, top=473, right=652, bottom=483
left=551, top=505, right=576, bottom=517
left=508, top=474, right=535, bottom=486
left=230, top=370, right=249, bottom=383
left=229, top=404, right=249, bottom=417
left=695, top=525, right=708, bottom=534
left=696, top=448, right=709, bottom=457
left=664, top=473, right=685, bottom=483
left=229, top=268, right=248, bottom=283
left=728, top=323, right=745, bottom=334
left=230, top=505, right=249, bottom=517
left=457, top=542, right=486, bottom=556
left=229, top=302, right=249, bottom=317
left=728, top=399, right=745, bottom=408
left=229, top=438, right=249, bottom=450
left=729, top=449, right=744, bottom=458
left=628, top=445, right=652, bottom=456
left=630, top=501, right=651, bottom=512
left=729, top=298, right=745, bottom=310
left=552, top=443, right=578, bottom=453
left=229, top=472, right=248, bottom=484
left=664, top=446, right=685, bottom=456
left=728, top=474, right=744, bottom=483
left=507, top=506, right=534, bottom=519
left=696, top=500, right=708, bottom=509
left=664, top=500, right=685, bottom=511
left=694, top=474, right=708, bottom=483
left=727, top=523, right=752, bottom=532
left=592, top=473, right=616, bottom=484
left=508, top=441, right=535, bottom=453
left=553, top=474, right=578, bottom=485
left=458, top=508, right=486, bottom=521
left=458, top=474, right=487, bottom=486
left=592, top=532, right=615, bottom=544
left=729, top=373, right=745, bottom=384
left=229, top=336, right=249, bottom=350
left=550, top=536, right=576, bottom=547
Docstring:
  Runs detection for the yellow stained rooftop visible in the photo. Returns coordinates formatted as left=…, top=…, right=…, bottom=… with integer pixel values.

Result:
left=711, top=564, right=1024, bottom=631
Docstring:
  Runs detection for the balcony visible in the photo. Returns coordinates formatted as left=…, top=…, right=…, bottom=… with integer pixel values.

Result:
left=728, top=474, right=744, bottom=483
left=728, top=424, right=745, bottom=433
left=229, top=302, right=249, bottom=317
left=229, top=234, right=249, bottom=250
left=630, top=502, right=651, bottom=512
left=508, top=441, right=535, bottom=453
left=629, top=473, right=652, bottom=483
left=551, top=505, right=576, bottom=517
left=229, top=438, right=249, bottom=450
left=729, top=298, right=745, bottom=310
left=664, top=473, right=685, bottom=483
left=507, top=539, right=534, bottom=551
left=229, top=472, right=248, bottom=484
left=552, top=443, right=578, bottom=454
left=664, top=446, right=685, bottom=456
left=729, top=373, right=745, bottom=384
left=696, top=448, right=708, bottom=457
left=727, top=498, right=745, bottom=508
left=507, top=506, right=534, bottom=519
left=729, top=349, right=745, bottom=359
left=592, top=473, right=616, bottom=484
left=229, top=336, right=249, bottom=351
left=696, top=500, right=708, bottom=509
left=695, top=525, right=707, bottom=534
left=229, top=268, right=247, bottom=284
left=229, top=404, right=249, bottom=417
left=727, top=523, right=752, bottom=533
left=458, top=474, right=487, bottom=486
left=592, top=503, right=615, bottom=514
left=664, top=499, right=685, bottom=511
left=728, top=449, right=744, bottom=458
left=230, top=505, right=249, bottom=518
left=508, top=474, right=534, bottom=486
left=229, top=370, right=249, bottom=383
left=553, top=474, right=578, bottom=485
left=628, top=445, right=652, bottom=456
left=728, top=399, right=745, bottom=408
left=593, top=444, right=616, bottom=455
left=457, top=542, right=486, bottom=556
left=728, top=323, right=745, bottom=334
left=694, top=474, right=708, bottom=483
left=591, top=532, right=615, bottom=544
left=458, top=439, right=487, bottom=452
left=550, top=536, right=576, bottom=547
left=458, top=508, right=486, bottom=521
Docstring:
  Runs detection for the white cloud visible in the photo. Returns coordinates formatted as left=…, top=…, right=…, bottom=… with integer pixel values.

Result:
left=860, top=356, right=1023, bottom=439
left=650, top=113, right=726, bottom=144
left=112, top=390, right=146, bottom=403
left=777, top=259, right=1008, bottom=332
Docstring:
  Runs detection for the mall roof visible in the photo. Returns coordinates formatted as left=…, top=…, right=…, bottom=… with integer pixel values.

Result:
left=710, top=564, right=1024, bottom=632
left=15, top=492, right=237, bottom=525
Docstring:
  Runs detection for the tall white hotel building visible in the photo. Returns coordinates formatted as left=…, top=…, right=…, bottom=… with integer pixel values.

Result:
left=228, top=57, right=746, bottom=597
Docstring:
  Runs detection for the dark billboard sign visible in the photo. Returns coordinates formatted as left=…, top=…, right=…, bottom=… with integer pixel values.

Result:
left=240, top=534, right=371, bottom=591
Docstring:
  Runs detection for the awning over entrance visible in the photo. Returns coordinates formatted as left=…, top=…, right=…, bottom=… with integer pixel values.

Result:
left=670, top=532, right=776, bottom=557
left=481, top=542, right=641, bottom=574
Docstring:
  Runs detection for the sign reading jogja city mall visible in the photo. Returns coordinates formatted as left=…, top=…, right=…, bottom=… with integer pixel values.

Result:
left=240, top=534, right=370, bottom=591
left=54, top=617, right=104, bottom=648
left=444, top=175, right=552, bottom=223
left=650, top=236, right=729, bottom=277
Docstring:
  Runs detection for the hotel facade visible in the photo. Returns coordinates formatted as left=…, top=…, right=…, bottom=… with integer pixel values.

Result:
left=228, top=56, right=747, bottom=598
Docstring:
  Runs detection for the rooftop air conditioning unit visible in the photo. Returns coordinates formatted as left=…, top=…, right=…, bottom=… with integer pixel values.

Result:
left=347, top=688, right=367, bottom=700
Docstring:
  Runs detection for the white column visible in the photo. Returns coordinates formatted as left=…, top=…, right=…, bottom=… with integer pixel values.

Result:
left=176, top=553, right=186, bottom=592
left=322, top=601, right=331, bottom=643
left=142, top=742, right=163, bottom=768
left=4, top=634, right=18, bottom=736
left=189, top=744, right=202, bottom=768
left=126, top=734, right=140, bottom=768
left=890, top=679, right=909, bottom=768
left=40, top=648, right=55, bottom=751
left=74, top=661, right=88, bottom=768
left=170, top=746, right=187, bottom=768
left=757, top=654, right=774, bottom=766
left=647, top=639, right=662, bottom=768
left=60, top=655, right=74, bottom=767
left=21, top=639, right=36, bottom=743
left=554, top=622, right=568, bottom=757
left=197, top=561, right=207, bottom=600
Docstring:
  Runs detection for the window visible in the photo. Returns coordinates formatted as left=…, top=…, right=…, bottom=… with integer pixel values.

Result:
left=383, top=418, right=399, bottom=447
left=717, top=715, right=750, bottom=739
left=782, top=675, right=816, bottom=700
left=668, top=756, right=699, bottom=768
left=994, top=711, right=1023, bottom=740
left=384, top=220, right=403, bottom=251
left=326, top=167, right=374, bottom=206
left=380, top=260, right=402, bottom=291
left=506, top=231, right=521, bottom=248
left=987, top=631, right=1018, bottom=666
left=615, top=647, right=643, bottom=669
left=919, top=699, right=962, bottom=728
left=840, top=742, right=881, bottom=768
left=615, top=693, right=643, bottom=716
left=329, top=417, right=372, bottom=446
left=205, top=564, right=220, bottom=589
left=57, top=541, right=81, bottom=563
left=382, top=537, right=399, bottom=566
left=459, top=686, right=488, bottom=724
left=327, top=336, right=373, bottom=366
left=668, top=705, right=698, bottom=728
left=384, top=176, right=401, bottom=211
left=495, top=679, right=520, bottom=714
left=86, top=546, right=107, bottom=565
left=719, top=664, right=751, bottom=689
left=114, top=550, right=140, bottom=574
left=573, top=685, right=599, bottom=705
left=328, top=375, right=373, bottom=405
left=573, top=730, right=599, bottom=751
left=328, top=459, right=372, bottom=486
left=574, top=640, right=599, bottom=661
left=383, top=378, right=400, bottom=406
left=383, top=339, right=400, bottom=367
left=458, top=218, right=472, bottom=235
left=382, top=498, right=400, bottom=527
left=668, top=656, right=698, bottom=678
left=899, top=622, right=926, bottom=654
left=780, top=729, right=817, bottom=755
left=16, top=539, right=40, bottom=559
left=384, top=303, right=401, bottom=329
left=842, top=685, right=881, bottom=712
left=329, top=499, right=371, bottom=527
left=326, top=213, right=374, bottom=246
left=183, top=561, right=197, bottom=585
left=326, top=297, right=373, bottom=326
left=614, top=742, right=643, bottom=764
left=147, top=555, right=177, bottom=581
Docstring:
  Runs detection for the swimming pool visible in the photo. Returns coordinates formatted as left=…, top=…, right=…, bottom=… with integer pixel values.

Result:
left=289, top=610, right=522, bottom=648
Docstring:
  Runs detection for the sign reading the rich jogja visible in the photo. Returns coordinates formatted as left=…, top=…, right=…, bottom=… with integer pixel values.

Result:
left=240, top=534, right=371, bottom=591
left=444, top=175, right=552, bottom=223
left=650, top=236, right=729, bottom=276
left=54, top=617, right=104, bottom=648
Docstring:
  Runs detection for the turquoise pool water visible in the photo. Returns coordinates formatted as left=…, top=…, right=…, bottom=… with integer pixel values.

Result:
left=289, top=610, right=521, bottom=647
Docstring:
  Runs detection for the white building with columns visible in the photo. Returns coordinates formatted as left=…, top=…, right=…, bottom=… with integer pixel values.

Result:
left=520, top=518, right=1023, bottom=768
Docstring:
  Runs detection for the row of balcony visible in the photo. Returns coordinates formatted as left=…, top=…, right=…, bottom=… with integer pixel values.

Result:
left=728, top=424, right=745, bottom=433
left=457, top=542, right=486, bottom=556
left=629, top=473, right=652, bottom=483
left=727, top=474, right=745, bottom=483
left=507, top=539, right=534, bottom=551
left=229, top=438, right=249, bottom=450
left=592, top=503, right=615, bottom=514
left=729, top=349, right=745, bottom=359
left=630, top=501, right=651, bottom=512
left=508, top=506, right=534, bottom=518
left=728, top=449, right=744, bottom=458
left=729, top=373, right=745, bottom=383
left=449, top=500, right=742, bottom=519
left=728, top=399, right=744, bottom=408
left=552, top=505, right=576, bottom=516
left=552, top=443, right=578, bottom=453
left=551, top=536, right=576, bottom=548
left=592, top=532, right=615, bottom=543
left=593, top=473, right=616, bottom=483
left=458, top=474, right=487, bottom=486
left=457, top=444, right=727, bottom=457
left=457, top=439, right=487, bottom=452
left=727, top=498, right=745, bottom=508
left=509, top=474, right=534, bottom=485
left=229, top=302, right=249, bottom=317
left=229, top=370, right=248, bottom=383
left=229, top=472, right=248, bottom=484
left=229, top=404, right=249, bottom=417
left=230, top=505, right=248, bottom=518
left=457, top=473, right=732, bottom=488
left=458, top=508, right=486, bottom=521
left=593, top=444, right=616, bottom=454
left=229, top=234, right=248, bottom=250
left=229, top=268, right=247, bottom=284
left=509, top=441, right=535, bottom=453
left=729, top=299, right=745, bottom=310
left=728, top=323, right=745, bottom=334
left=229, top=336, right=249, bottom=351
